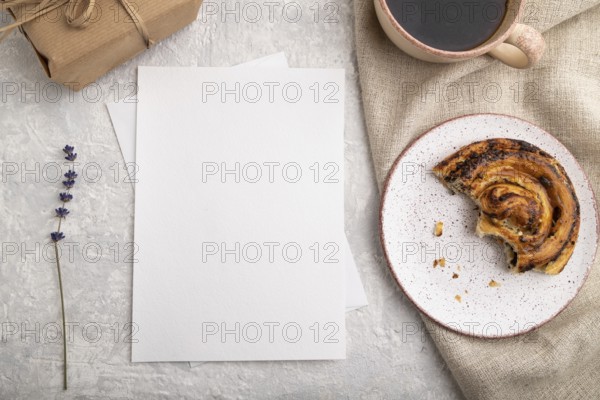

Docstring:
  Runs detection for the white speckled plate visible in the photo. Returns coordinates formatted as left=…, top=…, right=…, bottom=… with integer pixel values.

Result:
left=380, top=114, right=599, bottom=338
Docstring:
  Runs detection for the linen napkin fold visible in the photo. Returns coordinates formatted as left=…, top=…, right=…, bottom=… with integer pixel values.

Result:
left=355, top=1, right=600, bottom=399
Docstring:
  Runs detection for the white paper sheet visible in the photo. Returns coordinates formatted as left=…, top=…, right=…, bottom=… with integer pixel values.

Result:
left=132, top=66, right=347, bottom=362
left=107, top=53, right=367, bottom=314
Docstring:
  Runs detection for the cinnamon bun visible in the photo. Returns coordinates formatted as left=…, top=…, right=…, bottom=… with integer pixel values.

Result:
left=433, top=138, right=580, bottom=275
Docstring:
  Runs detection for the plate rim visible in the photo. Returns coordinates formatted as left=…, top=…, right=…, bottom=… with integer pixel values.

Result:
left=379, top=113, right=600, bottom=338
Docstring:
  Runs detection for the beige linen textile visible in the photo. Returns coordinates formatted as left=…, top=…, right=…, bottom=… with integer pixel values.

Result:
left=355, top=1, right=600, bottom=399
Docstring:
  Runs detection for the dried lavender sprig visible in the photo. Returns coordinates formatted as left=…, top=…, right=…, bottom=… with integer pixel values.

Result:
left=51, top=145, right=77, bottom=390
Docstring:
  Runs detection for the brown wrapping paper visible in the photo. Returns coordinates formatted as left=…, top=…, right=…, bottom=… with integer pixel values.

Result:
left=8, top=0, right=202, bottom=90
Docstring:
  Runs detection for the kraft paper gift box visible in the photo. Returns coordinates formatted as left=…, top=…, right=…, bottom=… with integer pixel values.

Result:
left=1, top=0, right=203, bottom=90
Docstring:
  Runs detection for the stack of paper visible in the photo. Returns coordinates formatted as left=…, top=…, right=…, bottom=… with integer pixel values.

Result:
left=107, top=54, right=366, bottom=362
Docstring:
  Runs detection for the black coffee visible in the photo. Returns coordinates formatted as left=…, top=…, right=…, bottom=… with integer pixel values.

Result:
left=386, top=0, right=508, bottom=52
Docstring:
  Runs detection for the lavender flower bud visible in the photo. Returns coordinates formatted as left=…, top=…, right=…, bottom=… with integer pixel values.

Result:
left=50, top=232, right=65, bottom=242
left=55, top=207, right=70, bottom=218
left=59, top=193, right=73, bottom=202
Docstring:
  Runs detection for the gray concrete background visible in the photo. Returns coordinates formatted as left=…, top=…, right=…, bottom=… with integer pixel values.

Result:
left=0, top=1, right=464, bottom=398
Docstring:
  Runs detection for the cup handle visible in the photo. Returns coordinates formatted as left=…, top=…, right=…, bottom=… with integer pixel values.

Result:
left=487, top=24, right=546, bottom=69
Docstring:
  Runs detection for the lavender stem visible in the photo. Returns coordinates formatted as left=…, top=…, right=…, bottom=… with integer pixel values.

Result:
left=53, top=242, right=67, bottom=390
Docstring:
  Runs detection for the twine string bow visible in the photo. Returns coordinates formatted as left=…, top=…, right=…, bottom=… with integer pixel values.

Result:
left=0, top=0, right=153, bottom=47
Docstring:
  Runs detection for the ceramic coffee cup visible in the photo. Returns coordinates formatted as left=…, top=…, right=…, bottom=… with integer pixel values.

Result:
left=375, top=0, right=545, bottom=68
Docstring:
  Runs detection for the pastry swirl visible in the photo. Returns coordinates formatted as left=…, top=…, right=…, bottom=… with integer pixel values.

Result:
left=433, top=138, right=580, bottom=275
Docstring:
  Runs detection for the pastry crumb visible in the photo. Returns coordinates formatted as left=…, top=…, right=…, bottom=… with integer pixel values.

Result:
left=454, top=295, right=462, bottom=303
left=434, top=221, right=444, bottom=237
left=489, top=280, right=500, bottom=287
left=452, top=273, right=459, bottom=279
left=439, top=258, right=446, bottom=267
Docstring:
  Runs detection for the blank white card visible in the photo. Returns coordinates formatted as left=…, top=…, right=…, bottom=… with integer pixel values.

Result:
left=132, top=67, right=346, bottom=361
